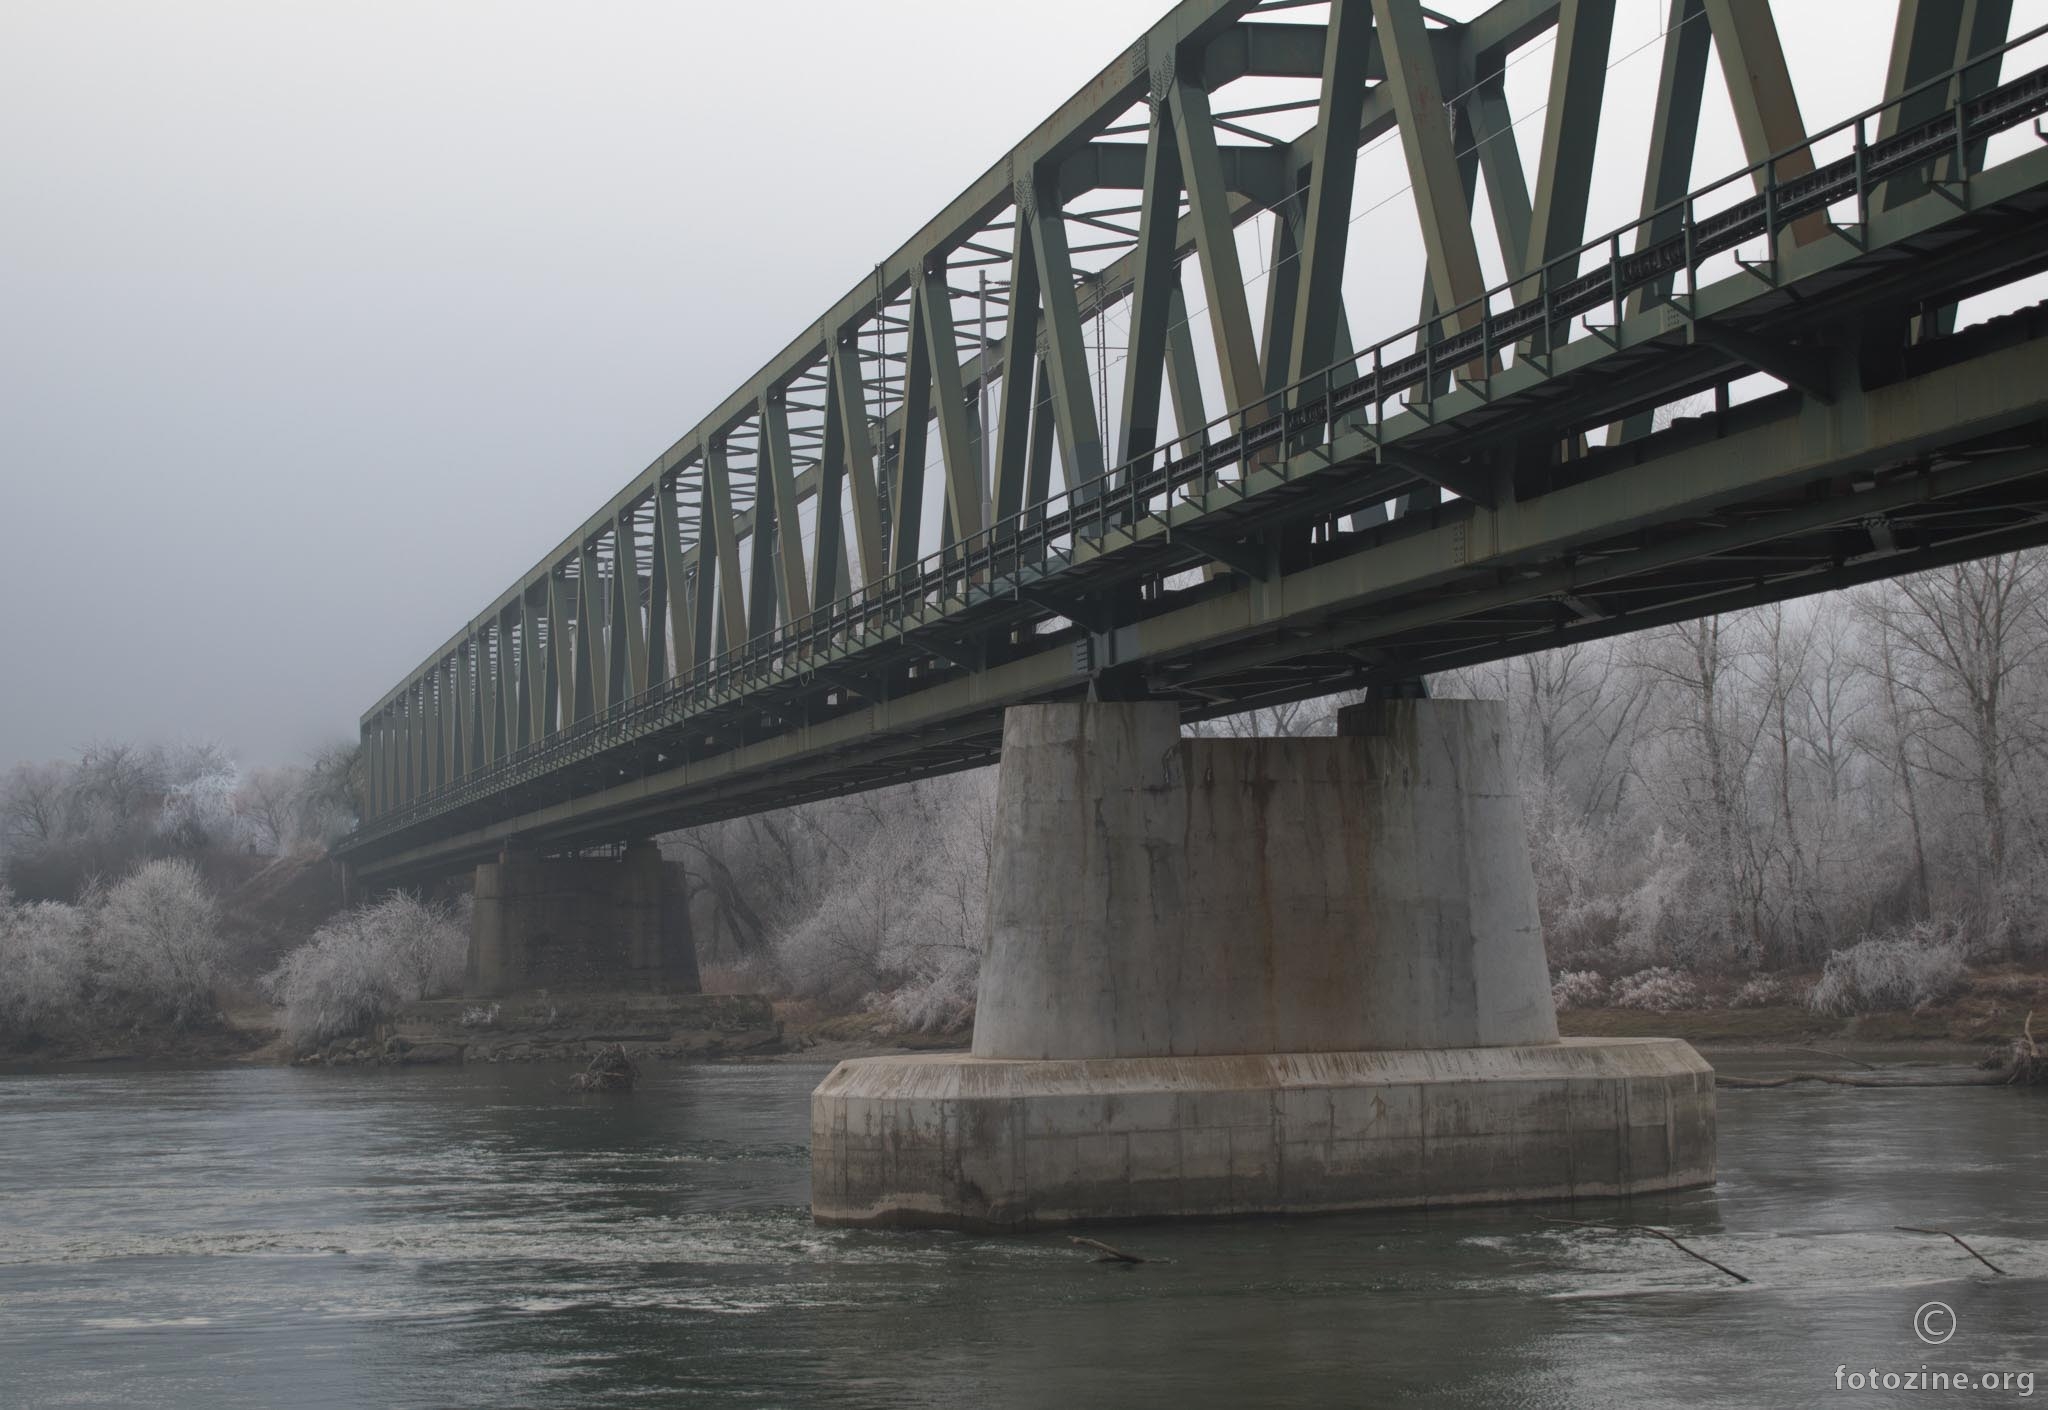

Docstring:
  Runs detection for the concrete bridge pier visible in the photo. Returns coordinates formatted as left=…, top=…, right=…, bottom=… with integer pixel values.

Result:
left=810, top=699, right=1715, bottom=1229
left=468, top=839, right=700, bottom=996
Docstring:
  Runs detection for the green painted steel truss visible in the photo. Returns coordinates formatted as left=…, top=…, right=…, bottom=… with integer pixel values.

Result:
left=343, top=0, right=2048, bottom=882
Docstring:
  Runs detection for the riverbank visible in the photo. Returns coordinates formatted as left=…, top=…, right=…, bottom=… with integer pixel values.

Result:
left=6, top=972, right=2039, bottom=1074
left=1556, top=962, right=2044, bottom=1047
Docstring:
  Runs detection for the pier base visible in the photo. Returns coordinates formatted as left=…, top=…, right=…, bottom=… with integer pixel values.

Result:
left=810, top=700, right=1716, bottom=1229
left=811, top=1040, right=1712, bottom=1229
left=468, top=840, right=700, bottom=996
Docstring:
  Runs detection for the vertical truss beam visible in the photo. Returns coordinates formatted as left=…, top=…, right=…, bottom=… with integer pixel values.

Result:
left=811, top=372, right=848, bottom=612
left=417, top=671, right=432, bottom=793
left=407, top=673, right=421, bottom=795
left=468, top=638, right=486, bottom=772
left=547, top=571, right=574, bottom=734
left=575, top=544, right=603, bottom=719
left=1171, top=71, right=1267, bottom=417
left=760, top=385, right=811, bottom=624
left=451, top=639, right=473, bottom=777
left=1612, top=0, right=1710, bottom=444
left=1027, top=170, right=1106, bottom=500
left=1287, top=0, right=1375, bottom=396
left=992, top=214, right=1042, bottom=522
left=1164, top=285, right=1208, bottom=443
left=614, top=509, right=648, bottom=698
left=423, top=678, right=437, bottom=788
left=918, top=266, right=985, bottom=545
left=657, top=481, right=693, bottom=677
left=645, top=499, right=669, bottom=685
left=1633, top=0, right=1711, bottom=286
left=366, top=718, right=382, bottom=818
left=1879, top=0, right=2012, bottom=280
left=1025, top=357, right=1057, bottom=515
left=1703, top=0, right=1826, bottom=249
left=486, top=618, right=508, bottom=762
left=1411, top=86, right=1498, bottom=408
left=1374, top=0, right=1489, bottom=348
left=443, top=647, right=461, bottom=782
left=702, top=441, right=749, bottom=653
left=1262, top=193, right=1303, bottom=400
left=1523, top=0, right=1617, bottom=293
left=892, top=282, right=933, bottom=571
left=1118, top=97, right=1185, bottom=469
left=828, top=338, right=886, bottom=585
left=519, top=590, right=541, bottom=748
left=1467, top=74, right=1532, bottom=279
left=744, top=457, right=779, bottom=641
left=476, top=628, right=496, bottom=766
left=429, top=663, right=447, bottom=791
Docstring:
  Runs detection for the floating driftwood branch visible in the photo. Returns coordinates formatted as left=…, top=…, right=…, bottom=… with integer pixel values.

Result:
left=1068, top=1235, right=1150, bottom=1265
left=1896, top=1225, right=2008, bottom=1275
left=571, top=1042, right=641, bottom=1092
left=1535, top=1215, right=1751, bottom=1284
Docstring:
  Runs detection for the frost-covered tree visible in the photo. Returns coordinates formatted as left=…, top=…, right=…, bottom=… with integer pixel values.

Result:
left=262, top=893, right=468, bottom=1048
left=0, top=887, right=92, bottom=1038
left=96, top=858, right=227, bottom=1024
left=762, top=771, right=995, bottom=1030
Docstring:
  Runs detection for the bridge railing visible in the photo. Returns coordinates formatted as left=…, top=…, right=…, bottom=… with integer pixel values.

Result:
left=348, top=29, right=2048, bottom=850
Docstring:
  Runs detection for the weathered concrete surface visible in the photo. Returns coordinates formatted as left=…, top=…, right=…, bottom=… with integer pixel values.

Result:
left=811, top=1039, right=1715, bottom=1229
left=813, top=700, right=1713, bottom=1228
left=972, top=699, right=1557, bottom=1058
left=469, top=840, right=700, bottom=996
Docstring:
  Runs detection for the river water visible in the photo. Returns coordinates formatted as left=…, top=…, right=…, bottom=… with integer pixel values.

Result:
left=0, top=1060, right=2040, bottom=1409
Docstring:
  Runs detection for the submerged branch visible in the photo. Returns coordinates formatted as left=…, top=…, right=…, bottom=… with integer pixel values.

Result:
left=1897, top=1225, right=2009, bottom=1275
left=1535, top=1215, right=1751, bottom=1284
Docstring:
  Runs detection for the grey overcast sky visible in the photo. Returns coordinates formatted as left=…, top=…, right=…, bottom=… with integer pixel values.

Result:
left=0, top=2, right=2033, bottom=770
left=0, top=0, right=1173, bottom=769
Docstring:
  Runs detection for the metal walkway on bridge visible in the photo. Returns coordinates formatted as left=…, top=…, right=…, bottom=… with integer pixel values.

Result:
left=342, top=0, right=2048, bottom=883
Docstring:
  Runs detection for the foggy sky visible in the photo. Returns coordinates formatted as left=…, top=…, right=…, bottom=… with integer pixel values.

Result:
left=0, top=1, right=1983, bottom=770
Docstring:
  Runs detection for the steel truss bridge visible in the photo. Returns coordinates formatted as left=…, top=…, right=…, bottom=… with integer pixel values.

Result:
left=342, top=0, right=2048, bottom=884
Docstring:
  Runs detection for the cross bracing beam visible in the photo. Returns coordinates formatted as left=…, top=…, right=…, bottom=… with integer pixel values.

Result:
left=348, top=0, right=2048, bottom=878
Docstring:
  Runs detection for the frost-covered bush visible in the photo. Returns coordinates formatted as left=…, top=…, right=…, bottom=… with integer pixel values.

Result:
left=95, top=859, right=226, bottom=1024
left=0, top=888, right=92, bottom=1037
left=1550, top=969, right=1608, bottom=1011
left=263, top=893, right=467, bottom=1049
left=1730, top=974, right=1799, bottom=1008
left=1807, top=925, right=1967, bottom=1016
left=770, top=772, right=992, bottom=1031
left=1611, top=966, right=1704, bottom=1012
